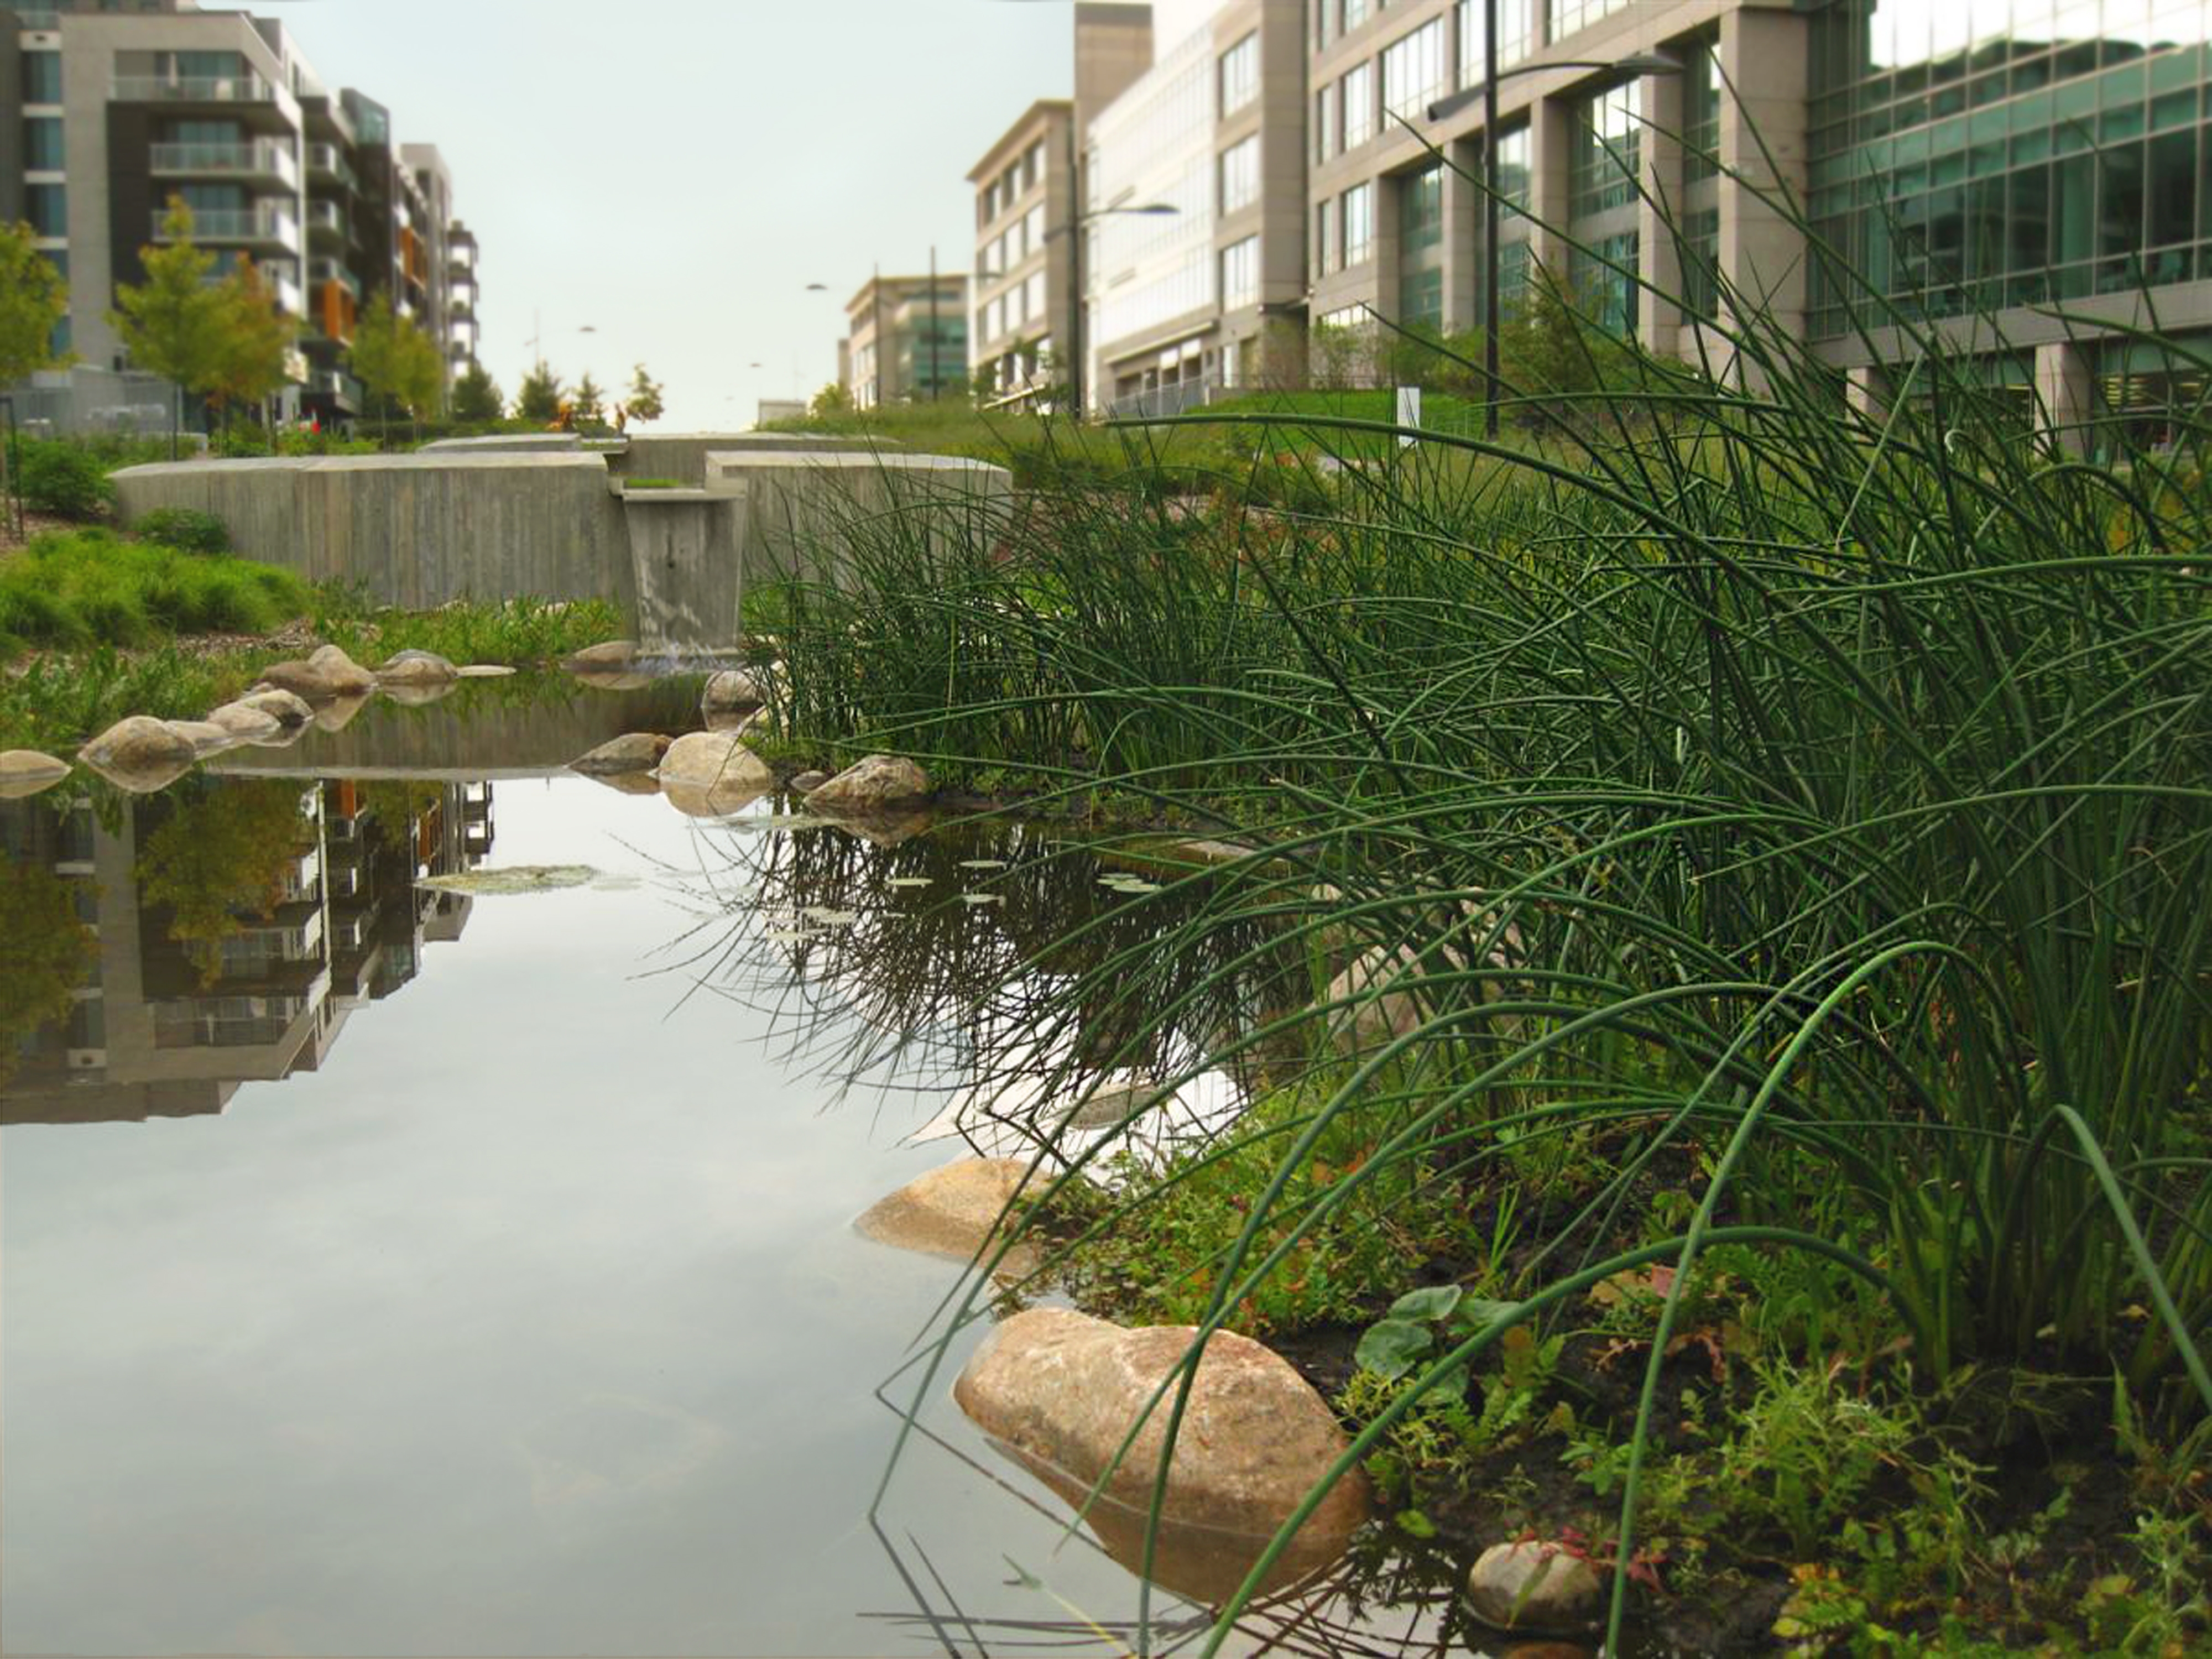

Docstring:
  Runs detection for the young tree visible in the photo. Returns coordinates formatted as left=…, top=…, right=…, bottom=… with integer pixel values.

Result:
left=516, top=361, right=564, bottom=424
left=349, top=291, right=443, bottom=436
left=450, top=358, right=503, bottom=422
left=110, top=199, right=230, bottom=456
left=624, top=363, right=665, bottom=424
left=0, top=221, right=70, bottom=386
left=571, top=372, right=606, bottom=426
left=206, top=255, right=296, bottom=433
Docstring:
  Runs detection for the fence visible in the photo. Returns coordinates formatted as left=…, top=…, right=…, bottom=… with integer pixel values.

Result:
left=3, top=367, right=197, bottom=442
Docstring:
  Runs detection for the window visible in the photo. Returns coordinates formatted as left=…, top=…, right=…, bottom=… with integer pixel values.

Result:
left=1497, top=124, right=1531, bottom=210
left=1222, top=234, right=1261, bottom=308
left=1219, top=134, right=1260, bottom=215
left=1318, top=197, right=1340, bottom=275
left=1025, top=138, right=1047, bottom=191
left=1684, top=36, right=1721, bottom=181
left=1457, top=0, right=1532, bottom=84
left=1549, top=0, right=1628, bottom=47
left=1343, top=182, right=1375, bottom=264
left=1570, top=81, right=1641, bottom=218
left=1381, top=19, right=1447, bottom=124
left=1342, top=0, right=1370, bottom=29
left=1025, top=202, right=1047, bottom=255
left=1315, top=82, right=1339, bottom=162
left=23, top=51, right=62, bottom=105
left=27, top=182, right=66, bottom=238
left=1401, top=163, right=1444, bottom=253
left=25, top=116, right=64, bottom=171
left=1219, top=32, right=1259, bottom=116
left=1008, top=281, right=1026, bottom=330
left=1342, top=61, right=1376, bottom=148
left=1024, top=269, right=1048, bottom=327
left=1572, top=229, right=1639, bottom=337
left=1683, top=208, right=1720, bottom=319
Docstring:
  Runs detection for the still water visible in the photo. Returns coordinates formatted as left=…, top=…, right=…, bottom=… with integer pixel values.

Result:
left=1, top=690, right=1449, bottom=1658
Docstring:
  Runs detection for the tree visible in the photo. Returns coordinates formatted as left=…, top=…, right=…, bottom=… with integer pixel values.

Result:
left=809, top=380, right=854, bottom=419
left=110, top=199, right=230, bottom=456
left=625, top=363, right=665, bottom=424
left=450, top=358, right=503, bottom=422
left=0, top=221, right=70, bottom=386
left=572, top=372, right=605, bottom=425
left=517, top=360, right=564, bottom=424
left=348, top=290, right=444, bottom=434
left=0, top=849, right=96, bottom=1089
left=137, top=780, right=319, bottom=988
left=206, top=255, right=296, bottom=430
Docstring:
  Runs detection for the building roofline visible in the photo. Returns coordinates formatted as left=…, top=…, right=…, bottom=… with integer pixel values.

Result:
left=965, top=99, right=1075, bottom=184
left=846, top=273, right=972, bottom=317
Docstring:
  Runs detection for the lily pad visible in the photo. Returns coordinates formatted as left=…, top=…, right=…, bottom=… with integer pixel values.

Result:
left=420, top=865, right=597, bottom=896
left=962, top=893, right=1004, bottom=906
left=958, top=858, right=1009, bottom=870
left=802, top=907, right=860, bottom=925
left=886, top=875, right=935, bottom=888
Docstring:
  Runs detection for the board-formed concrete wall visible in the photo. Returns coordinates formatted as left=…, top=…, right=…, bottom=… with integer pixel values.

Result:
left=706, top=452, right=1014, bottom=586
left=112, top=453, right=635, bottom=612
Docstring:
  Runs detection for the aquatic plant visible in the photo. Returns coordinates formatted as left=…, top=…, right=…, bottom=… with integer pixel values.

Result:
left=0, top=528, right=309, bottom=654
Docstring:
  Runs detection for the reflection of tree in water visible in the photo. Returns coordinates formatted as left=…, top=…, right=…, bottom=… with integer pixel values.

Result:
left=137, top=779, right=318, bottom=987
left=662, top=818, right=1308, bottom=1147
left=0, top=850, right=96, bottom=1090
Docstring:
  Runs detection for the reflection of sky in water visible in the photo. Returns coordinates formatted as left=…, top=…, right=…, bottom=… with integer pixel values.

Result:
left=0, top=779, right=1225, bottom=1657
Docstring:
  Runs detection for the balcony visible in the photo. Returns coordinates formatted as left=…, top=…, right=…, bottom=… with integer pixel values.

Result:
left=149, top=139, right=298, bottom=190
left=308, top=369, right=364, bottom=410
left=304, top=197, right=348, bottom=247
left=17, top=9, right=60, bottom=29
left=111, top=76, right=298, bottom=126
left=309, top=256, right=360, bottom=298
left=305, top=143, right=357, bottom=191
left=260, top=259, right=304, bottom=315
left=153, top=200, right=300, bottom=257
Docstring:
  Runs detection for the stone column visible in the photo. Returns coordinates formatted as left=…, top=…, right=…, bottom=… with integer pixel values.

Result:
left=1527, top=93, right=1575, bottom=288
left=1845, top=363, right=1889, bottom=421
left=1717, top=7, right=1811, bottom=378
left=1637, top=64, right=1686, bottom=360
left=1442, top=134, right=1483, bottom=336
left=2034, top=339, right=2095, bottom=456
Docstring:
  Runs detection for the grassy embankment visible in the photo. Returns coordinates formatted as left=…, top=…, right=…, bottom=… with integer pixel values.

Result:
left=757, top=329, right=2212, bottom=1646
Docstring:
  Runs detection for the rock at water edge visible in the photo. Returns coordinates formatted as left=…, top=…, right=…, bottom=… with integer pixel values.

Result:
left=234, top=687, right=315, bottom=730
left=164, top=719, right=238, bottom=758
left=562, top=639, right=639, bottom=672
left=1466, top=1541, right=1605, bottom=1635
left=81, top=715, right=197, bottom=774
left=253, top=659, right=345, bottom=702
left=787, top=769, right=831, bottom=795
left=700, top=669, right=765, bottom=717
left=0, top=750, right=71, bottom=800
left=658, top=730, right=774, bottom=796
left=571, top=732, right=674, bottom=776
left=854, top=1157, right=1038, bottom=1272
left=377, top=649, right=460, bottom=686
left=205, top=701, right=288, bottom=745
left=806, top=754, right=932, bottom=814
left=305, top=644, right=378, bottom=696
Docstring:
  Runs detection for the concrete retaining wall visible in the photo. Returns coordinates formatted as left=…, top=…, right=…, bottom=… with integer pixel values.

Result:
left=112, top=453, right=635, bottom=613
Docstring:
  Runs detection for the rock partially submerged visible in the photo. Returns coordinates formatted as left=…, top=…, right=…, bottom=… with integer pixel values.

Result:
left=164, top=719, right=238, bottom=758
left=787, top=769, right=831, bottom=795
left=311, top=693, right=371, bottom=732
left=205, top=701, right=288, bottom=745
left=700, top=669, right=766, bottom=718
left=253, top=658, right=347, bottom=702
left=79, top=716, right=197, bottom=791
left=377, top=649, right=460, bottom=687
left=658, top=730, right=774, bottom=798
left=562, top=639, right=640, bottom=674
left=570, top=733, right=674, bottom=776
left=805, top=754, right=933, bottom=814
left=0, top=750, right=71, bottom=800
left=1467, top=1540, right=1605, bottom=1635
left=233, top=687, right=315, bottom=731
left=419, top=865, right=597, bottom=896
left=854, top=1157, right=1039, bottom=1272
left=305, top=643, right=378, bottom=697
left=954, top=1308, right=1369, bottom=1603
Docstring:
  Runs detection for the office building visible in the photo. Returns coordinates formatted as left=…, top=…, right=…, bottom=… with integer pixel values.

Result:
left=968, top=99, right=1078, bottom=406
left=1081, top=0, right=1308, bottom=414
left=1308, top=0, right=2212, bottom=440
left=842, top=270, right=972, bottom=407
left=1, top=0, right=476, bottom=431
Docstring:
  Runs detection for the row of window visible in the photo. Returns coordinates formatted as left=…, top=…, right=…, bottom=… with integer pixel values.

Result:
left=977, top=134, right=1051, bottom=226
left=978, top=269, right=1052, bottom=344
left=1220, top=132, right=1261, bottom=213
left=978, top=202, right=1050, bottom=279
left=1316, top=180, right=1378, bottom=273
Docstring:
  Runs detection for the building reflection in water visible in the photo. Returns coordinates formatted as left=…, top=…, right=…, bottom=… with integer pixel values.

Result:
left=0, top=777, right=495, bottom=1126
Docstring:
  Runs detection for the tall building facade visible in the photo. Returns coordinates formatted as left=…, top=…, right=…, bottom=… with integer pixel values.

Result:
left=968, top=99, right=1078, bottom=406
left=1, top=0, right=476, bottom=430
left=842, top=270, right=972, bottom=407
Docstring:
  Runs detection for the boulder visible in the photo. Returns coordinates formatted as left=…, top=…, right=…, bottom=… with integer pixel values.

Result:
left=79, top=716, right=197, bottom=792
left=311, top=693, right=372, bottom=733
left=1467, top=1541, right=1605, bottom=1636
left=562, top=639, right=639, bottom=672
left=854, top=1157, right=1038, bottom=1271
left=253, top=659, right=345, bottom=702
left=0, top=750, right=71, bottom=800
left=379, top=680, right=455, bottom=708
left=954, top=1308, right=1369, bottom=1601
left=304, top=644, right=378, bottom=696
left=204, top=701, right=287, bottom=745
left=700, top=669, right=766, bottom=717
left=787, top=769, right=831, bottom=795
left=570, top=733, right=674, bottom=776
left=234, top=687, right=314, bottom=731
left=455, top=664, right=518, bottom=679
left=806, top=754, right=933, bottom=814
left=658, top=730, right=774, bottom=796
left=163, top=719, right=239, bottom=758
left=661, top=780, right=769, bottom=819
left=585, top=769, right=665, bottom=798
left=377, top=649, right=460, bottom=687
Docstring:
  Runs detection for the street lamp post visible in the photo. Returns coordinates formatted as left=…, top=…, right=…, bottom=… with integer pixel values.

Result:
left=1042, top=197, right=1177, bottom=418
left=1428, top=50, right=1678, bottom=439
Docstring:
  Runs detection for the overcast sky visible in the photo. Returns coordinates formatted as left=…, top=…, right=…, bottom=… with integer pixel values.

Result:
left=212, top=0, right=1214, bottom=428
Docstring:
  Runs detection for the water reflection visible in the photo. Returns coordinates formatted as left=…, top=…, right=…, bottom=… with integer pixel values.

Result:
left=0, top=775, right=491, bottom=1124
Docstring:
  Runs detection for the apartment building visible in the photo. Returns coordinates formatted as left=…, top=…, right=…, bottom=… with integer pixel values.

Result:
left=843, top=270, right=972, bottom=407
left=1311, top=0, right=2212, bottom=438
left=1, top=0, right=475, bottom=431
left=1083, top=0, right=1308, bottom=414
left=968, top=100, right=1077, bottom=406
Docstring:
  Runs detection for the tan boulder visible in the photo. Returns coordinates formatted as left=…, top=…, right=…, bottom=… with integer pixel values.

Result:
left=806, top=754, right=932, bottom=814
left=305, top=644, right=378, bottom=696
left=658, top=730, right=774, bottom=796
left=253, top=659, right=344, bottom=701
left=700, top=668, right=766, bottom=717
left=0, top=750, right=71, bottom=800
left=787, top=769, right=831, bottom=795
left=1467, top=1540, right=1605, bottom=1635
left=660, top=779, right=769, bottom=818
left=234, top=687, right=314, bottom=730
left=311, top=693, right=371, bottom=732
left=379, top=679, right=455, bottom=708
left=585, top=769, right=665, bottom=798
left=79, top=716, right=197, bottom=792
left=954, top=1308, right=1369, bottom=1603
left=164, top=719, right=239, bottom=758
left=854, top=1157, right=1038, bottom=1271
left=570, top=733, right=674, bottom=776
left=204, top=701, right=287, bottom=745
left=562, top=639, right=639, bottom=673
left=377, top=649, right=460, bottom=687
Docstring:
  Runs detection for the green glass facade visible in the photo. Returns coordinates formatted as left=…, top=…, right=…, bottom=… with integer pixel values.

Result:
left=1807, top=0, right=2212, bottom=337
left=1399, top=162, right=1446, bottom=327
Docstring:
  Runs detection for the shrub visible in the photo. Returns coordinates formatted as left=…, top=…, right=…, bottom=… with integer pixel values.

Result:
left=135, top=507, right=231, bottom=556
left=17, top=441, right=111, bottom=519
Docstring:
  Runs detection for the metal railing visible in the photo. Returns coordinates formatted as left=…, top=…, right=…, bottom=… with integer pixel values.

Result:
left=148, top=140, right=298, bottom=187
left=155, top=202, right=300, bottom=251
left=309, top=257, right=360, bottom=297
left=112, top=75, right=283, bottom=105
left=304, top=199, right=346, bottom=234
left=305, top=143, right=357, bottom=190
left=1106, top=374, right=1222, bottom=421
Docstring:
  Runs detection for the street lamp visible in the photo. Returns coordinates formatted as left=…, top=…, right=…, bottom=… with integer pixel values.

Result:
left=1427, top=48, right=1679, bottom=439
left=1048, top=199, right=1177, bottom=416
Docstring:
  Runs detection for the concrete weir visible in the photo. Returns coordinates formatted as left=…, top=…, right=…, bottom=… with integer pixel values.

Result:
left=111, top=433, right=1009, bottom=651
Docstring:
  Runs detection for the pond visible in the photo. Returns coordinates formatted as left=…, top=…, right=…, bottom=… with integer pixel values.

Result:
left=1, top=684, right=1465, bottom=1658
